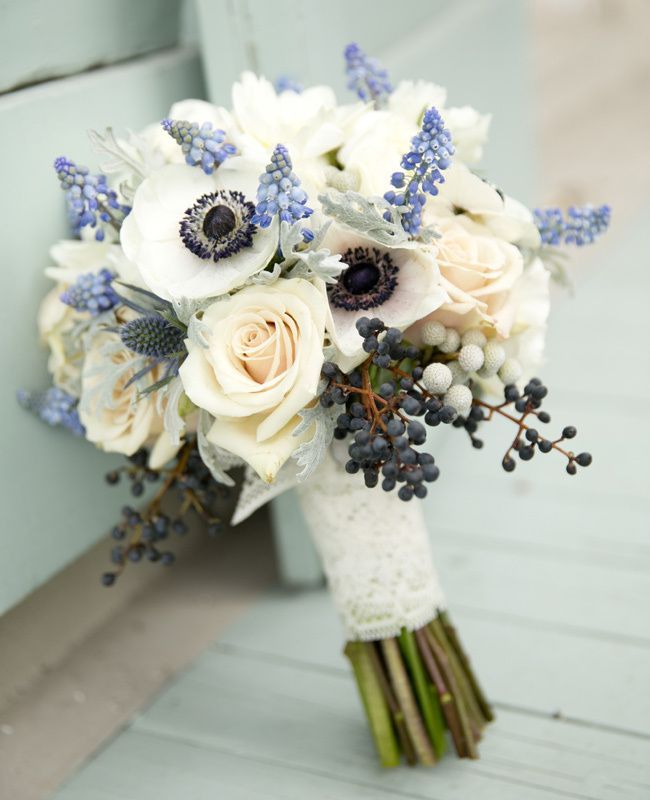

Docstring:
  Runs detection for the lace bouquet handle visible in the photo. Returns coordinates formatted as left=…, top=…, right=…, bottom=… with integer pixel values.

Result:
left=297, top=450, right=493, bottom=766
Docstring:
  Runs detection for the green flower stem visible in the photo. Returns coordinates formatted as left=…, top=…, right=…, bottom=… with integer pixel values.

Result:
left=381, top=638, right=437, bottom=765
left=344, top=641, right=401, bottom=767
left=366, top=642, right=417, bottom=765
left=424, top=626, right=479, bottom=759
left=414, top=628, right=466, bottom=757
left=398, top=628, right=448, bottom=759
left=440, top=610, right=494, bottom=722
left=430, top=617, right=486, bottom=733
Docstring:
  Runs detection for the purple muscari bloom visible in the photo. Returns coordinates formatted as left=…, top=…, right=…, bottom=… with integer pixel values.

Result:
left=161, top=119, right=236, bottom=175
left=251, top=144, right=313, bottom=228
left=54, top=157, right=130, bottom=241
left=344, top=42, right=392, bottom=105
left=60, top=268, right=120, bottom=316
left=274, top=75, right=303, bottom=94
left=17, top=387, right=85, bottom=436
left=383, top=107, right=454, bottom=237
left=534, top=204, right=611, bottom=246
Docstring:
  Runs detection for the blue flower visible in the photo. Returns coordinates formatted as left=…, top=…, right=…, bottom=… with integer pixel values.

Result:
left=161, top=119, right=236, bottom=175
left=54, top=157, right=130, bottom=241
left=274, top=75, right=303, bottom=94
left=60, top=268, right=120, bottom=316
left=251, top=144, right=313, bottom=228
left=17, top=387, right=85, bottom=436
left=119, top=315, right=185, bottom=359
left=383, top=107, right=454, bottom=236
left=344, top=42, right=392, bottom=104
left=534, top=204, right=611, bottom=246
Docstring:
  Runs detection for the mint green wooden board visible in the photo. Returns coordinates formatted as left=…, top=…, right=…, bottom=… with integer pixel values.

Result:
left=0, top=47, right=205, bottom=616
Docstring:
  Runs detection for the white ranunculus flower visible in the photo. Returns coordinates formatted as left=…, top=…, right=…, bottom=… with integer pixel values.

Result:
left=339, top=81, right=488, bottom=196
left=231, top=72, right=363, bottom=197
left=442, top=106, right=491, bottom=165
left=179, top=279, right=327, bottom=482
left=424, top=163, right=541, bottom=249
left=79, top=330, right=169, bottom=457
left=319, top=224, right=448, bottom=366
left=39, top=239, right=137, bottom=395
left=120, top=159, right=277, bottom=302
left=408, top=215, right=524, bottom=340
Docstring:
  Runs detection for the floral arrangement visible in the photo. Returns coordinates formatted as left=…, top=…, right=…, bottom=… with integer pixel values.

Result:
left=20, top=42, right=610, bottom=769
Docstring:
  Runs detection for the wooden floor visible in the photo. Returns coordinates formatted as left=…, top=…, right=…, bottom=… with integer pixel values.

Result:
left=50, top=201, right=650, bottom=799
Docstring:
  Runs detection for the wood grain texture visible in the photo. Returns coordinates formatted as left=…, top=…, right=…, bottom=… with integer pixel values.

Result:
left=52, top=645, right=650, bottom=800
left=0, top=0, right=182, bottom=93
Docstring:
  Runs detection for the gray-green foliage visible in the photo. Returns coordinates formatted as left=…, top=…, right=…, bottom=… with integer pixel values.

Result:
left=318, top=190, right=411, bottom=247
left=197, top=410, right=236, bottom=487
left=291, top=386, right=339, bottom=481
left=279, top=221, right=345, bottom=284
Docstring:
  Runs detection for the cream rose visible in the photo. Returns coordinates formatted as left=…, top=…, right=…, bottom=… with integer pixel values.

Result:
left=79, top=329, right=170, bottom=460
left=410, top=215, right=523, bottom=340
left=179, top=279, right=327, bottom=482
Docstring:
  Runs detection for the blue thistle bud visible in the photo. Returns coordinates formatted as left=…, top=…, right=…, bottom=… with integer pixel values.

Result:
left=119, top=316, right=186, bottom=358
left=252, top=144, right=313, bottom=228
left=161, top=119, right=236, bottom=175
left=274, top=75, right=303, bottom=94
left=54, top=157, right=130, bottom=241
left=384, top=107, right=454, bottom=237
left=534, top=204, right=611, bottom=246
left=344, top=42, right=392, bottom=105
left=60, top=268, right=120, bottom=316
left=17, top=387, right=85, bottom=436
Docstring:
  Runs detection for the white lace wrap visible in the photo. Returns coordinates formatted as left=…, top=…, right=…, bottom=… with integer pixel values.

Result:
left=296, top=449, right=446, bottom=641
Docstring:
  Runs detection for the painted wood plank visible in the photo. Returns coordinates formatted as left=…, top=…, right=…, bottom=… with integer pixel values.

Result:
left=0, top=48, right=205, bottom=616
left=104, top=648, right=650, bottom=800
left=0, top=0, right=182, bottom=93
left=215, top=589, right=650, bottom=736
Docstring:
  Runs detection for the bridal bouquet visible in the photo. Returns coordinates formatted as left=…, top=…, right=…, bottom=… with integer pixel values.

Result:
left=21, top=43, right=609, bottom=768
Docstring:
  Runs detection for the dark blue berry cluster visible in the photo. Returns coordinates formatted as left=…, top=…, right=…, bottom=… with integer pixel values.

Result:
left=101, top=441, right=229, bottom=586
left=468, top=379, right=592, bottom=475
left=320, top=318, right=459, bottom=501
left=319, top=317, right=593, bottom=502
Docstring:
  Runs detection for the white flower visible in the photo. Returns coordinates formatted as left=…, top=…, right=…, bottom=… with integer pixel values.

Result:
left=79, top=329, right=168, bottom=457
left=315, top=224, right=447, bottom=368
left=339, top=81, right=489, bottom=196
left=230, top=72, right=361, bottom=196
left=442, top=106, right=491, bottom=165
left=477, top=257, right=551, bottom=396
left=39, top=239, right=137, bottom=395
left=120, top=160, right=277, bottom=302
left=408, top=214, right=524, bottom=341
left=179, top=279, right=327, bottom=482
left=424, top=163, right=540, bottom=249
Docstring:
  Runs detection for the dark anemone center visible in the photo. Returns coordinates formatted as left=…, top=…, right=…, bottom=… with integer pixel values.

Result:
left=342, top=262, right=380, bottom=295
left=202, top=204, right=237, bottom=240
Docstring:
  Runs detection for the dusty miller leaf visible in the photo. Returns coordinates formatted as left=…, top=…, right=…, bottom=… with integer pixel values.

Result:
left=276, top=220, right=345, bottom=284
left=291, top=392, right=338, bottom=481
left=318, top=190, right=411, bottom=247
left=197, top=410, right=236, bottom=487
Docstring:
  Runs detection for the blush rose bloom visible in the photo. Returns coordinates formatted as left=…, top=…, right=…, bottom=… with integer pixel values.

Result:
left=422, top=215, right=525, bottom=336
left=179, top=278, right=327, bottom=482
left=79, top=328, right=180, bottom=468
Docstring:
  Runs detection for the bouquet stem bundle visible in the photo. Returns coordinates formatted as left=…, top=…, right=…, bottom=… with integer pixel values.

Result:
left=345, top=612, right=492, bottom=767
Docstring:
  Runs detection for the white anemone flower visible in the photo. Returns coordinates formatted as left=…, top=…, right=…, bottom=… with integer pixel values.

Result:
left=120, top=158, right=277, bottom=302
left=319, top=224, right=448, bottom=368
